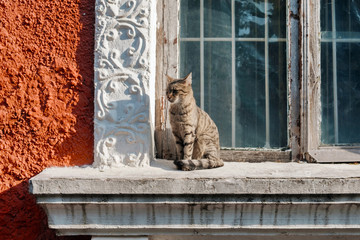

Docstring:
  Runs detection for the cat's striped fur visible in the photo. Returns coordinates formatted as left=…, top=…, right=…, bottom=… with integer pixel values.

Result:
left=166, top=73, right=224, bottom=171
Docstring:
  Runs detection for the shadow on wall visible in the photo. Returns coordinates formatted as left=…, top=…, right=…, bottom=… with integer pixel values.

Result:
left=0, top=182, right=92, bottom=240
left=0, top=0, right=95, bottom=239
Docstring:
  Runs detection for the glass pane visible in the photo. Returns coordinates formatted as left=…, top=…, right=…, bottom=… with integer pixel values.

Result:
left=180, top=0, right=200, bottom=38
left=236, top=42, right=266, bottom=147
left=321, top=0, right=332, bottom=34
left=321, top=42, right=335, bottom=144
left=336, top=1, right=360, bottom=39
left=322, top=1, right=360, bottom=39
left=180, top=41, right=201, bottom=105
left=321, top=0, right=360, bottom=145
left=204, top=42, right=232, bottom=147
left=235, top=0, right=265, bottom=38
left=268, top=0, right=287, bottom=39
left=204, top=0, right=231, bottom=38
left=336, top=43, right=360, bottom=144
left=269, top=42, right=287, bottom=147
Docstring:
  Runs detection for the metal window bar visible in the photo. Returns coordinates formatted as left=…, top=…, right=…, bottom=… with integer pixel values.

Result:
left=331, top=0, right=339, bottom=144
left=264, top=0, right=270, bottom=148
left=200, top=0, right=205, bottom=110
left=231, top=0, right=236, bottom=147
left=321, top=38, right=360, bottom=43
left=181, top=38, right=287, bottom=42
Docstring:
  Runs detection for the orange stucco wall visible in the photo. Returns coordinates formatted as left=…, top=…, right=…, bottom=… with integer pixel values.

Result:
left=0, top=0, right=94, bottom=239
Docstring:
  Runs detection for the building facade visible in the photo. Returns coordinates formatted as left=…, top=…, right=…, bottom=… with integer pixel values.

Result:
left=2, top=0, right=360, bottom=239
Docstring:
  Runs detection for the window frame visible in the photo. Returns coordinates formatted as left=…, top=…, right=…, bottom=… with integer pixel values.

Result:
left=301, top=0, right=360, bottom=163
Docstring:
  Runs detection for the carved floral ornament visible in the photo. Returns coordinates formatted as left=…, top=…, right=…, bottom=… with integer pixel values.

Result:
left=93, top=0, right=154, bottom=169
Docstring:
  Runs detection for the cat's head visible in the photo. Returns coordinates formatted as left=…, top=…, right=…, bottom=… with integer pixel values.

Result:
left=166, top=73, right=193, bottom=103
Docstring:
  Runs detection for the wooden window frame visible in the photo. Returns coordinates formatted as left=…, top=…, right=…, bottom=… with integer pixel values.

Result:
left=302, top=0, right=360, bottom=163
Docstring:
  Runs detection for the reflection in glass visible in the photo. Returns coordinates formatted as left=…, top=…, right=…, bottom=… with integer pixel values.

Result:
left=235, top=0, right=286, bottom=39
left=235, top=0, right=265, bottom=38
left=236, top=42, right=266, bottom=147
left=180, top=0, right=200, bottom=38
left=268, top=0, right=286, bottom=39
left=204, top=0, right=231, bottom=38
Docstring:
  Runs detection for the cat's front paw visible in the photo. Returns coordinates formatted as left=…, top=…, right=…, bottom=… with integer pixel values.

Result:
left=173, top=160, right=196, bottom=171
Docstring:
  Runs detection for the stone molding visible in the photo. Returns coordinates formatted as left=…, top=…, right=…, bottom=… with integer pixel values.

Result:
left=37, top=194, right=360, bottom=236
left=93, top=0, right=155, bottom=169
left=30, top=160, right=360, bottom=237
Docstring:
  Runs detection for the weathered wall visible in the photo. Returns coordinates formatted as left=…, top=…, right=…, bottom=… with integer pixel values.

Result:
left=0, top=0, right=94, bottom=239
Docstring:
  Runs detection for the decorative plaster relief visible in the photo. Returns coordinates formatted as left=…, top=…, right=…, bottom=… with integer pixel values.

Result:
left=93, top=0, right=154, bottom=168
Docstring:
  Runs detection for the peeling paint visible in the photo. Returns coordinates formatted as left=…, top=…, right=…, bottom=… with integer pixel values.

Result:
left=288, top=0, right=302, bottom=162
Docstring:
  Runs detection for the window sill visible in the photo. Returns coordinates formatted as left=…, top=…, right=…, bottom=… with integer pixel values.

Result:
left=31, top=159, right=360, bottom=195
left=30, top=160, right=360, bottom=237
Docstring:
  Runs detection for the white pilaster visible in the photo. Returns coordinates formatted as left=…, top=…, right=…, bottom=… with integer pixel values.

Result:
left=93, top=0, right=156, bottom=169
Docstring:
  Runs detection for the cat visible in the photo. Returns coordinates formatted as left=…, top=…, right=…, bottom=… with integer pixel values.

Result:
left=166, top=72, right=224, bottom=171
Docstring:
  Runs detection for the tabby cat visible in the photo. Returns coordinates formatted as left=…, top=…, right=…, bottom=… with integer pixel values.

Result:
left=166, top=73, right=224, bottom=171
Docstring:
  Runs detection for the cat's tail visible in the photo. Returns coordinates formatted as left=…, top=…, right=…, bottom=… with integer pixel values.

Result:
left=174, top=157, right=224, bottom=171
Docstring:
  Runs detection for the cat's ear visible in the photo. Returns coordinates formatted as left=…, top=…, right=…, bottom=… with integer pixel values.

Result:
left=184, top=72, right=192, bottom=86
left=166, top=74, right=175, bottom=84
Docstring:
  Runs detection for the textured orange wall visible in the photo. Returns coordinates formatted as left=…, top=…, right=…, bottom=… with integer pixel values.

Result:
left=0, top=0, right=94, bottom=239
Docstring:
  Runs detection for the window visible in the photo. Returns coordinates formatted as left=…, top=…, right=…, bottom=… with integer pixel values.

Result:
left=179, top=0, right=287, bottom=149
left=304, top=0, right=360, bottom=162
left=156, top=0, right=360, bottom=163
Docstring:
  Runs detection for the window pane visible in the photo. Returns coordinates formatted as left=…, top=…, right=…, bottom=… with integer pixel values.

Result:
left=180, top=41, right=201, bottom=104
left=321, top=42, right=335, bottom=144
left=268, top=0, right=286, bottom=39
left=204, top=42, right=232, bottom=147
left=180, top=0, right=287, bottom=148
left=337, top=43, right=360, bottom=144
left=236, top=42, right=266, bottom=147
left=180, top=0, right=200, bottom=38
left=321, top=0, right=332, bottom=34
left=321, top=0, right=360, bottom=145
left=335, top=1, right=360, bottom=39
left=204, top=0, right=231, bottom=38
left=269, top=42, right=287, bottom=147
left=235, top=0, right=265, bottom=38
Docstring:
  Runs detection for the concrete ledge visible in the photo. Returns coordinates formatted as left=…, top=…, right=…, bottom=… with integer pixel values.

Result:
left=30, top=159, right=360, bottom=195
left=29, top=160, right=360, bottom=236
